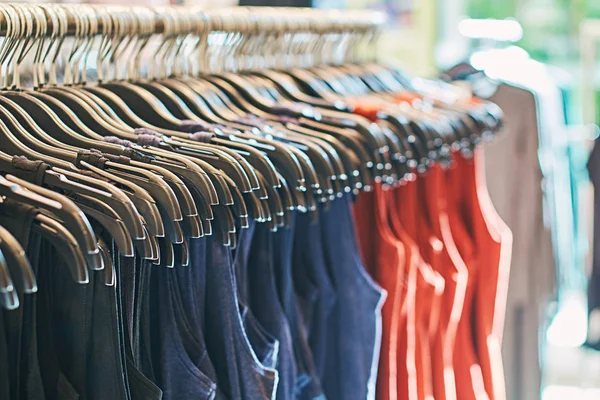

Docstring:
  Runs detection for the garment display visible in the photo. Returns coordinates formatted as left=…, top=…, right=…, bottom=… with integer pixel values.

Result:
left=443, top=61, right=561, bottom=400
left=484, top=84, right=555, bottom=400
left=0, top=4, right=512, bottom=400
left=349, top=91, right=510, bottom=400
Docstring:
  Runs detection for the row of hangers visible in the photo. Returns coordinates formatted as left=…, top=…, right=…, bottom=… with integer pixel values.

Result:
left=0, top=4, right=502, bottom=310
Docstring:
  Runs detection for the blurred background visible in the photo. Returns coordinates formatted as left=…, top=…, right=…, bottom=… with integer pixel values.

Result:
left=18, top=0, right=600, bottom=398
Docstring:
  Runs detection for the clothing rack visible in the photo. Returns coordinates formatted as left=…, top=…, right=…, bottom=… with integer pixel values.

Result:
left=0, top=4, right=512, bottom=400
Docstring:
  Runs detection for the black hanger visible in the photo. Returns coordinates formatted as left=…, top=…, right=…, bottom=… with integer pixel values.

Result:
left=76, top=195, right=134, bottom=257
left=1, top=92, right=189, bottom=233
left=205, top=73, right=279, bottom=115
left=0, top=247, right=18, bottom=310
left=242, top=188, right=265, bottom=223
left=174, top=237, right=190, bottom=267
left=0, top=152, right=147, bottom=248
left=178, top=78, right=354, bottom=200
left=379, top=113, right=430, bottom=172
left=2, top=175, right=102, bottom=271
left=97, top=238, right=116, bottom=287
left=277, top=67, right=341, bottom=102
left=130, top=146, right=217, bottom=222
left=364, top=63, right=414, bottom=93
left=319, top=109, right=389, bottom=177
left=0, top=101, right=74, bottom=169
left=282, top=145, right=318, bottom=212
left=122, top=140, right=236, bottom=226
left=31, top=88, right=135, bottom=139
left=0, top=225, right=36, bottom=294
left=210, top=127, right=305, bottom=195
left=215, top=137, right=282, bottom=190
left=188, top=78, right=266, bottom=120
left=377, top=119, right=420, bottom=180
left=0, top=163, right=99, bottom=264
left=0, top=93, right=179, bottom=220
left=67, top=163, right=163, bottom=235
left=212, top=204, right=235, bottom=247
left=81, top=160, right=183, bottom=244
left=0, top=93, right=127, bottom=151
left=275, top=173, right=294, bottom=227
left=157, top=235, right=176, bottom=268
left=338, top=64, right=390, bottom=93
left=283, top=122, right=355, bottom=196
left=0, top=103, right=181, bottom=249
left=252, top=74, right=385, bottom=178
left=51, top=166, right=158, bottom=258
left=256, top=171, right=285, bottom=230
left=305, top=67, right=361, bottom=97
left=97, top=81, right=184, bottom=130
left=162, top=136, right=255, bottom=194
left=123, top=159, right=201, bottom=241
left=32, top=212, right=88, bottom=283
left=266, top=129, right=336, bottom=202
left=248, top=70, right=346, bottom=110
left=375, top=121, right=409, bottom=183
left=81, top=86, right=183, bottom=136
left=135, top=79, right=251, bottom=133
left=164, top=77, right=246, bottom=122
left=297, top=117, right=373, bottom=189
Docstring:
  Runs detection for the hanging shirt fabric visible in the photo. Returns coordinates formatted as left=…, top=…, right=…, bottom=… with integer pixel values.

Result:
left=347, top=93, right=513, bottom=400
left=484, top=83, right=556, bottom=400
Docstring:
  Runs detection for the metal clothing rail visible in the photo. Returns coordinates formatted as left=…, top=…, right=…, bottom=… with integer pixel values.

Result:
left=0, top=5, right=386, bottom=37
left=0, top=4, right=387, bottom=90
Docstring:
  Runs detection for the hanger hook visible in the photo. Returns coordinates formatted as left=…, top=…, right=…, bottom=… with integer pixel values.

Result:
left=0, top=4, right=16, bottom=90
left=33, top=4, right=55, bottom=88
left=128, top=6, right=152, bottom=81
left=106, top=6, right=130, bottom=82
left=12, top=4, right=45, bottom=90
left=43, top=4, right=67, bottom=87
left=67, top=4, right=90, bottom=86
left=60, top=4, right=80, bottom=86
left=151, top=6, right=171, bottom=80
left=4, top=4, right=29, bottom=90
left=94, top=5, right=112, bottom=83
left=78, top=4, right=99, bottom=85
left=167, top=7, right=189, bottom=78
left=70, top=5, right=95, bottom=86
left=112, top=7, right=134, bottom=81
